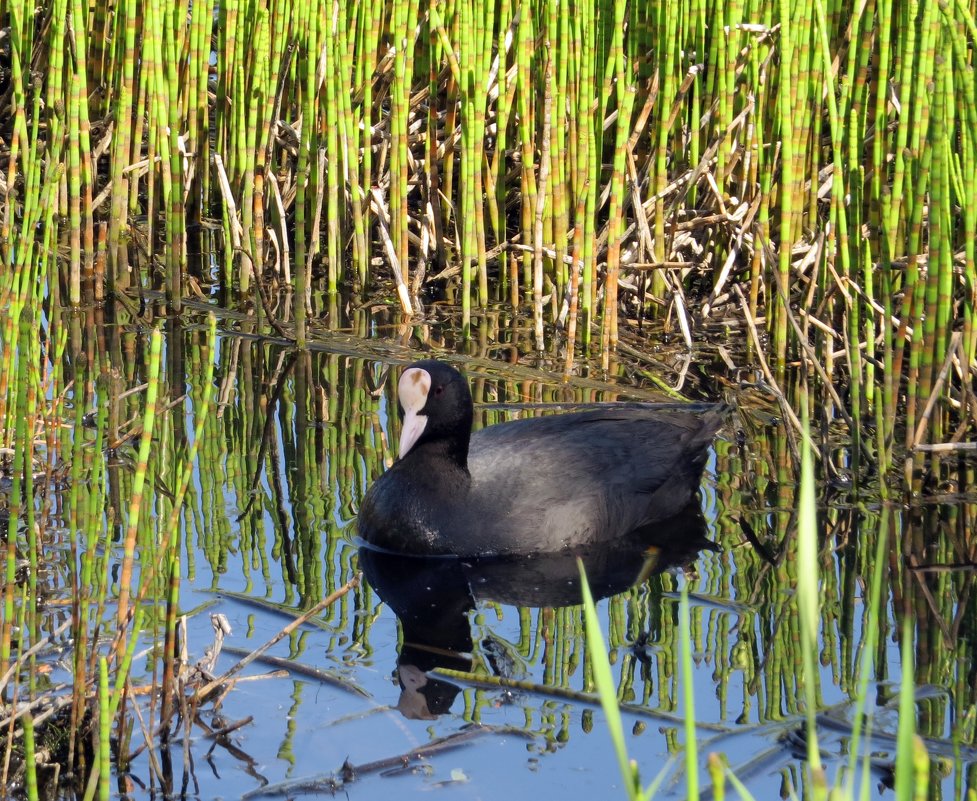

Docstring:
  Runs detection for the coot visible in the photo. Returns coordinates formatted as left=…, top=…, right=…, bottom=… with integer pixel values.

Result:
left=358, top=360, right=725, bottom=556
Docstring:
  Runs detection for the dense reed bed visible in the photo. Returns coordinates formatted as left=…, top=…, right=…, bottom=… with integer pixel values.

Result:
left=1, top=0, right=976, bottom=487
left=2, top=0, right=977, bottom=796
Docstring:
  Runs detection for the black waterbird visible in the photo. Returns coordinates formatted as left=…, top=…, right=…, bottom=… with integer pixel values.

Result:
left=358, top=359, right=726, bottom=556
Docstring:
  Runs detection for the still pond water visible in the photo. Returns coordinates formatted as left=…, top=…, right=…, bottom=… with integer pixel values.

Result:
left=36, top=300, right=977, bottom=799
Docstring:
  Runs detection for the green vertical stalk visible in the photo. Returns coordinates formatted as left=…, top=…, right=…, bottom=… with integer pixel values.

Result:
left=598, top=0, right=628, bottom=354
left=774, top=0, right=795, bottom=382
left=885, top=0, right=918, bottom=248
left=116, top=329, right=163, bottom=636
left=476, top=0, right=495, bottom=306
left=98, top=657, right=110, bottom=801
left=241, top=7, right=268, bottom=256
left=216, top=0, right=239, bottom=169
left=602, top=84, right=635, bottom=356
left=185, top=0, right=214, bottom=209
left=714, top=0, right=728, bottom=182
left=325, top=8, right=341, bottom=294
left=336, top=19, right=369, bottom=289
left=440, top=1, right=460, bottom=252
left=67, top=64, right=83, bottom=304
left=68, top=0, right=95, bottom=296
left=870, top=0, right=896, bottom=454
left=489, top=0, right=512, bottom=251
left=649, top=0, right=675, bottom=305
left=426, top=0, right=448, bottom=283
left=919, top=39, right=951, bottom=446
left=163, top=0, right=184, bottom=308
left=107, top=0, right=138, bottom=283
left=516, top=0, right=536, bottom=292
left=903, top=3, right=941, bottom=447
left=943, top=2, right=976, bottom=366
left=550, top=0, right=569, bottom=294
left=458, top=0, right=476, bottom=323
left=294, top=5, right=317, bottom=345
left=580, top=0, right=597, bottom=332
left=567, top=0, right=595, bottom=355
left=22, top=711, right=38, bottom=801
left=1, top=312, right=33, bottom=678
left=390, top=0, right=414, bottom=292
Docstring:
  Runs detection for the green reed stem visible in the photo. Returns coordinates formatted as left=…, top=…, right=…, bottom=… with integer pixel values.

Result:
left=893, top=616, right=918, bottom=799
left=516, top=0, right=536, bottom=294
left=774, top=0, right=795, bottom=383
left=117, top=328, right=163, bottom=636
left=679, top=585, right=698, bottom=801
left=796, top=408, right=826, bottom=797
left=97, top=657, right=110, bottom=801
left=109, top=608, right=144, bottom=721
left=846, top=509, right=889, bottom=798
left=21, top=711, right=38, bottom=801
left=579, top=560, right=644, bottom=800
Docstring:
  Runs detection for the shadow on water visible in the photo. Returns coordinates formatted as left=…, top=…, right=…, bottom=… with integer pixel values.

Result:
left=360, top=504, right=717, bottom=720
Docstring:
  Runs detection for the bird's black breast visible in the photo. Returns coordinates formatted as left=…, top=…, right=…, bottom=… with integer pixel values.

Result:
left=359, top=453, right=473, bottom=554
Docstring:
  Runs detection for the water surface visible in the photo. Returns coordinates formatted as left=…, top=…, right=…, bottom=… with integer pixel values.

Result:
left=21, top=301, right=977, bottom=799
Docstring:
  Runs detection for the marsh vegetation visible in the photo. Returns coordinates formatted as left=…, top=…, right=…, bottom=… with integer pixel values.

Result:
left=2, top=0, right=976, bottom=797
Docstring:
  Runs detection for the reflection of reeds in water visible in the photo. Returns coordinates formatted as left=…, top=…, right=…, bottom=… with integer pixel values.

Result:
left=6, top=321, right=977, bottom=794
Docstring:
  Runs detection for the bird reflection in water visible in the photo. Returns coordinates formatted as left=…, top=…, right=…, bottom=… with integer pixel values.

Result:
left=359, top=503, right=717, bottom=720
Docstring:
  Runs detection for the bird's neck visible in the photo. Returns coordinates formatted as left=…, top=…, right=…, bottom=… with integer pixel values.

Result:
left=411, top=435, right=470, bottom=472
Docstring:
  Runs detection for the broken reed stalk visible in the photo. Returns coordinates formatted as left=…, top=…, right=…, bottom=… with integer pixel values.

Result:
left=192, top=575, right=361, bottom=703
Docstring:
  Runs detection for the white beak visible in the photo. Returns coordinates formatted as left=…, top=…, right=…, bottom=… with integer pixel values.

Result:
left=398, top=367, right=431, bottom=458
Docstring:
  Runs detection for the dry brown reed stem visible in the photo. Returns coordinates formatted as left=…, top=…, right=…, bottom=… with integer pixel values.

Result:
left=0, top=686, right=73, bottom=734
left=766, top=253, right=873, bottom=464
left=192, top=575, right=361, bottom=703
left=913, top=442, right=977, bottom=453
left=217, top=647, right=353, bottom=686
left=250, top=727, right=508, bottom=797
left=125, top=679, right=165, bottom=783
left=911, top=331, right=962, bottom=450
left=734, top=284, right=802, bottom=462
left=213, top=154, right=243, bottom=251
left=0, top=619, right=73, bottom=693
left=309, top=148, right=327, bottom=289
left=249, top=251, right=294, bottom=340
left=0, top=684, right=72, bottom=744
left=267, top=173, right=291, bottom=282
left=370, top=188, right=413, bottom=314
